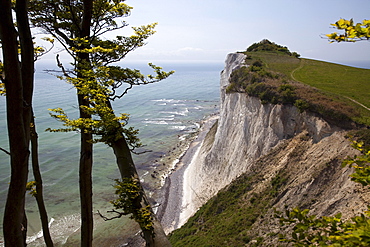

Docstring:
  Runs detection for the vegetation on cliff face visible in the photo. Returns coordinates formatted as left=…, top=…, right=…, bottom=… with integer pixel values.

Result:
left=226, top=40, right=370, bottom=127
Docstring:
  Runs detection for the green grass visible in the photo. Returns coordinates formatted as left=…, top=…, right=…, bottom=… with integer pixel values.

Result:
left=238, top=52, right=370, bottom=126
left=244, top=53, right=370, bottom=109
left=244, top=51, right=301, bottom=77
left=169, top=166, right=289, bottom=247
left=293, top=58, right=370, bottom=109
left=169, top=174, right=264, bottom=246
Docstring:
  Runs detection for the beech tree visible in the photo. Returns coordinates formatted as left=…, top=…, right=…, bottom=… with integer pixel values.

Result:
left=0, top=0, right=34, bottom=245
left=29, top=0, right=173, bottom=246
left=0, top=1, right=54, bottom=246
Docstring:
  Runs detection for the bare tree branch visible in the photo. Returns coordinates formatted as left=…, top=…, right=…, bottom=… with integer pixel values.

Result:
left=130, top=148, right=152, bottom=155
left=56, top=54, right=70, bottom=77
left=0, top=147, right=10, bottom=155
left=97, top=209, right=127, bottom=221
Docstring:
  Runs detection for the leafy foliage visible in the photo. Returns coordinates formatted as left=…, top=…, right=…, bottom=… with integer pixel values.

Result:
left=343, top=140, right=370, bottom=186
left=326, top=19, right=370, bottom=42
left=45, top=61, right=172, bottom=148
left=111, top=178, right=154, bottom=233
left=227, top=60, right=297, bottom=105
left=275, top=207, right=370, bottom=246
left=0, top=83, right=5, bottom=96
left=32, top=0, right=174, bottom=148
left=26, top=181, right=37, bottom=197
left=294, top=99, right=310, bottom=113
left=29, top=1, right=174, bottom=244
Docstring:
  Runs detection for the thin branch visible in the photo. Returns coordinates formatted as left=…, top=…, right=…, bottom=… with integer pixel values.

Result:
left=97, top=209, right=127, bottom=221
left=110, top=83, right=133, bottom=100
left=92, top=23, right=129, bottom=39
left=56, top=54, right=70, bottom=77
left=34, top=41, right=55, bottom=62
left=0, top=147, right=10, bottom=155
left=130, top=149, right=152, bottom=155
left=64, top=0, right=82, bottom=34
left=110, top=79, right=162, bottom=101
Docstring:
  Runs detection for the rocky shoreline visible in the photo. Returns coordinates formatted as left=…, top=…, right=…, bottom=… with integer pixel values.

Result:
left=156, top=114, right=219, bottom=234
left=109, top=114, right=219, bottom=246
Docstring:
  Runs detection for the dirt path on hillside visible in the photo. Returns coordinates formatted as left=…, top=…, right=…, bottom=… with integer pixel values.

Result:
left=290, top=58, right=305, bottom=81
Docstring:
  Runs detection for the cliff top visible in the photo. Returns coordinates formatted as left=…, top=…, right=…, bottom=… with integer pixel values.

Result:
left=227, top=40, right=370, bottom=127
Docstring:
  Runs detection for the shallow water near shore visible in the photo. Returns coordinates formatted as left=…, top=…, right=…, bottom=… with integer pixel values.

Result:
left=0, top=61, right=222, bottom=245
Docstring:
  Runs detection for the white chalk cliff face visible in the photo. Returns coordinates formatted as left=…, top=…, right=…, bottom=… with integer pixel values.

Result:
left=177, top=53, right=369, bottom=231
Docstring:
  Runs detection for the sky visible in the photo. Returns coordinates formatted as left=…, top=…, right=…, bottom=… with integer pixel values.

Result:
left=115, top=0, right=370, bottom=67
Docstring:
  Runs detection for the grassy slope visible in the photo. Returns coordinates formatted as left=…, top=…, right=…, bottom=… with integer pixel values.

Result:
left=243, top=52, right=370, bottom=125
left=294, top=58, right=370, bottom=108
left=168, top=172, right=276, bottom=247
left=246, top=52, right=370, bottom=108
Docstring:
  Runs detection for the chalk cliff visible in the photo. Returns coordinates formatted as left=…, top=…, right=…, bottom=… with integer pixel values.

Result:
left=174, top=53, right=370, bottom=237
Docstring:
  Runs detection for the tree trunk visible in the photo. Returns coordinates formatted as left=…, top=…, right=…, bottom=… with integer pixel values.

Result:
left=77, top=1, right=94, bottom=245
left=110, top=136, right=172, bottom=247
left=30, top=116, right=54, bottom=247
left=78, top=114, right=93, bottom=247
left=16, top=0, right=37, bottom=243
left=76, top=63, right=94, bottom=246
left=0, top=0, right=31, bottom=245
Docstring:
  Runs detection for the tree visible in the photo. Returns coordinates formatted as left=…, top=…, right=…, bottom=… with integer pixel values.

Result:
left=0, top=0, right=34, bottom=245
left=326, top=18, right=370, bottom=42
left=27, top=116, right=54, bottom=247
left=29, top=0, right=173, bottom=246
left=0, top=1, right=54, bottom=246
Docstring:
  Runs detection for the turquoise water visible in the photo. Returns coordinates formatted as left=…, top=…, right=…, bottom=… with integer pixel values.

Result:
left=0, top=61, right=223, bottom=243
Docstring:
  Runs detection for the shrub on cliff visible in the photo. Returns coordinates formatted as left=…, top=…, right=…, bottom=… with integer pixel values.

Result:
left=246, top=39, right=300, bottom=57
left=227, top=60, right=298, bottom=105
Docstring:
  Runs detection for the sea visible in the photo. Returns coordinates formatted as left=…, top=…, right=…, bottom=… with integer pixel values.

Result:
left=0, top=60, right=224, bottom=245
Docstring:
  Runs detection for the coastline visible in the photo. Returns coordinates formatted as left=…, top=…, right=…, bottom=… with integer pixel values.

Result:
left=156, top=114, right=219, bottom=234
left=21, top=114, right=220, bottom=246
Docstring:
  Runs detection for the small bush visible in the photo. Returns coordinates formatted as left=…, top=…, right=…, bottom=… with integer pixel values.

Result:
left=252, top=60, right=264, bottom=67
left=246, top=39, right=298, bottom=57
left=226, top=83, right=238, bottom=93
left=292, top=52, right=300, bottom=58
left=279, top=84, right=296, bottom=104
left=294, top=99, right=310, bottom=113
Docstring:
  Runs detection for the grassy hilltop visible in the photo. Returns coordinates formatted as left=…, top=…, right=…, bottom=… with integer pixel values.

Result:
left=226, top=39, right=370, bottom=127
